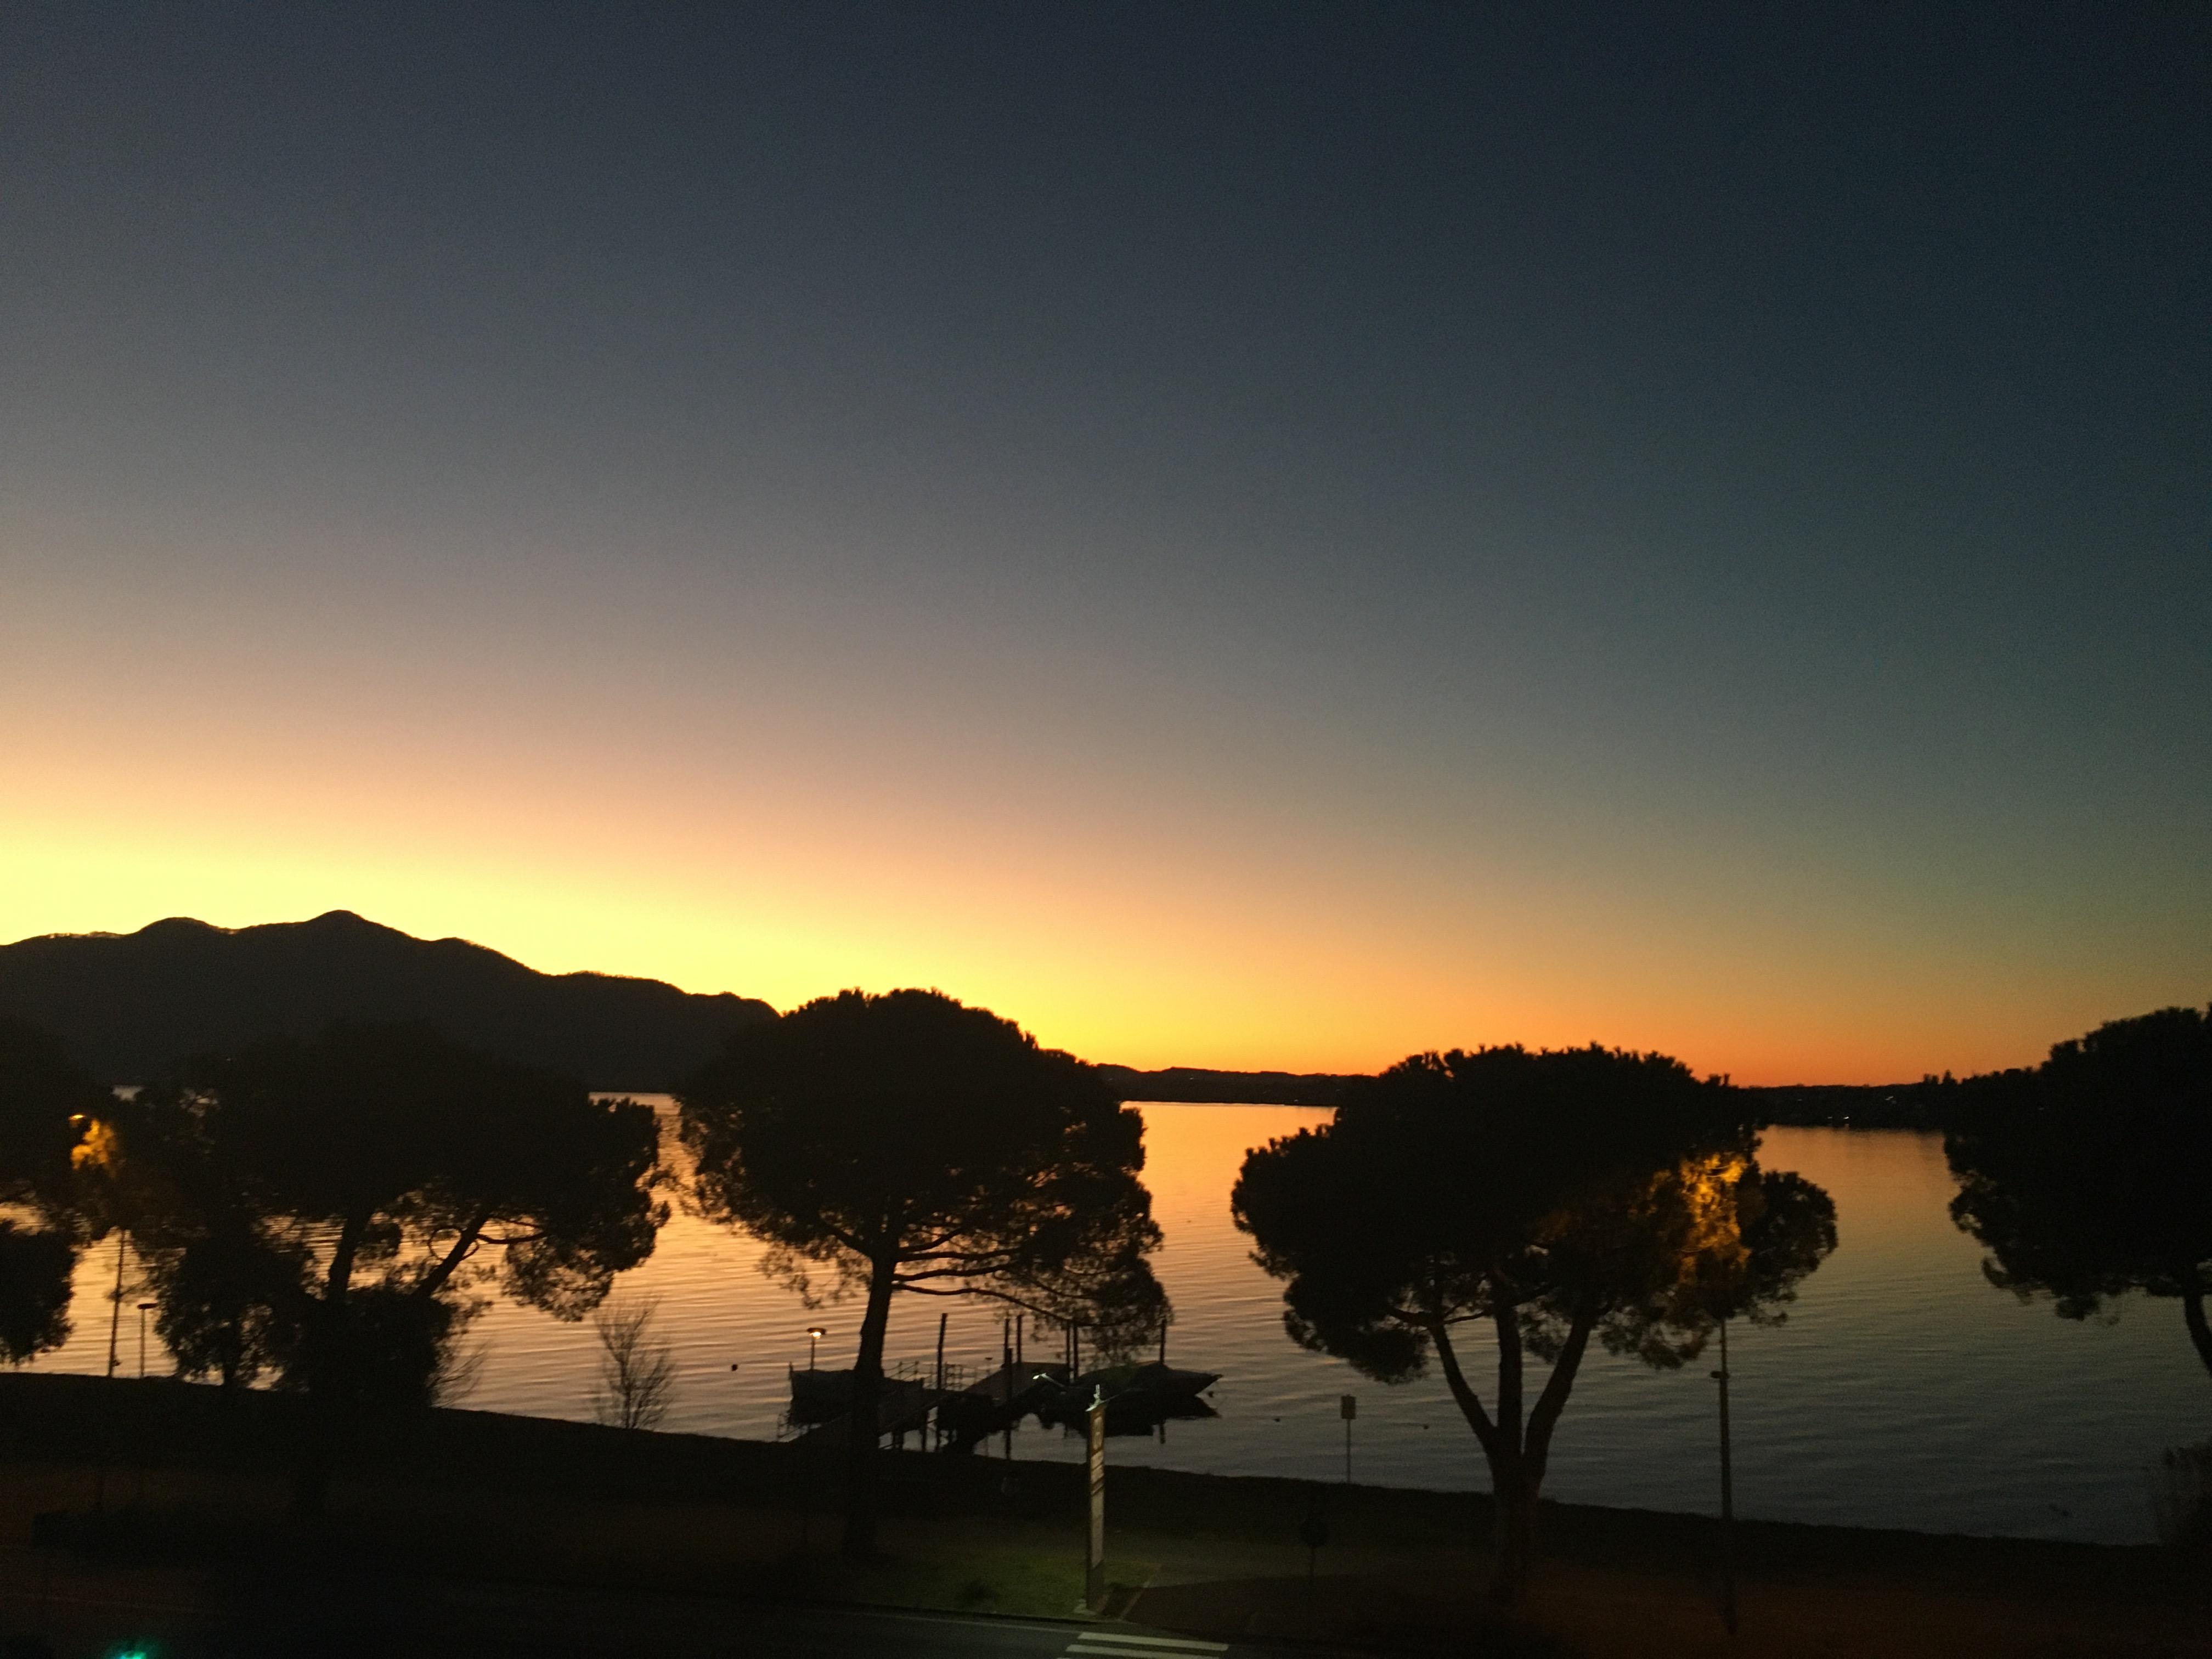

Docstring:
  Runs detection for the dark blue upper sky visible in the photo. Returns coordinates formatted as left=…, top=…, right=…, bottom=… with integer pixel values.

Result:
left=4, top=4, right=2206, bottom=1078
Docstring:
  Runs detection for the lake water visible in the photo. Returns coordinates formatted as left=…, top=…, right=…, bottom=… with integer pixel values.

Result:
left=25, top=1105, right=2209, bottom=1544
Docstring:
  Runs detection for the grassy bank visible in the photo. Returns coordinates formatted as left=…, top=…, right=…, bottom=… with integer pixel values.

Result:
left=0, top=1373, right=2200, bottom=1655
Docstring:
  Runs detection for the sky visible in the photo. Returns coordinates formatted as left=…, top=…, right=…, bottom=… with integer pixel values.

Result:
left=3, top=4, right=2207, bottom=1084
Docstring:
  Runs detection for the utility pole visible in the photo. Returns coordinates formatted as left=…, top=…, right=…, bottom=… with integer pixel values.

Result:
left=104, top=1233, right=128, bottom=1378
left=1340, top=1394, right=1356, bottom=1484
left=933, top=1313, right=948, bottom=1452
left=1713, top=1317, right=1737, bottom=1636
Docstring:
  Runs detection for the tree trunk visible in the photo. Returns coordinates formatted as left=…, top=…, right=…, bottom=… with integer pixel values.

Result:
left=1487, top=1453, right=1541, bottom=1606
left=842, top=1257, right=899, bottom=1558
left=1430, top=1299, right=1599, bottom=1607
left=2183, top=1283, right=2212, bottom=1384
left=292, top=1210, right=366, bottom=1518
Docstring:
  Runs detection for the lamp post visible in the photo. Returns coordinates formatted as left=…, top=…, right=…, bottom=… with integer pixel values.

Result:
left=104, top=1233, right=128, bottom=1379
left=806, top=1327, right=826, bottom=1370
left=1713, top=1316, right=1737, bottom=1636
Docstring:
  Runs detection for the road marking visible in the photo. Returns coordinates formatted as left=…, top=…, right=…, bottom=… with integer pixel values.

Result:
left=1066, top=1637, right=1232, bottom=1656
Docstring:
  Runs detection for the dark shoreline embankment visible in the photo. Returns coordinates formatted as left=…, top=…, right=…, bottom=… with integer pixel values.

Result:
left=0, top=1372, right=2178, bottom=1600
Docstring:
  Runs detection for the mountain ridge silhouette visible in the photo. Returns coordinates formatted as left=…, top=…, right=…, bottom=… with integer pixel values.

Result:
left=0, top=910, right=776, bottom=1089
left=2, top=912, right=1933, bottom=1117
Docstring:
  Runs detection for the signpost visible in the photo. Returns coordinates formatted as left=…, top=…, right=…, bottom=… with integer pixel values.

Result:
left=1340, top=1393, right=1357, bottom=1484
left=1085, top=1392, right=1108, bottom=1611
left=1300, top=1487, right=1330, bottom=1610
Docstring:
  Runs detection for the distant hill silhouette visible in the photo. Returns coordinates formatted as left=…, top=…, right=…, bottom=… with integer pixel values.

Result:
left=1096, top=1068, right=1950, bottom=1126
left=1742, top=1081, right=1948, bottom=1129
left=0, top=912, right=776, bottom=1090
left=1095, top=1065, right=1361, bottom=1107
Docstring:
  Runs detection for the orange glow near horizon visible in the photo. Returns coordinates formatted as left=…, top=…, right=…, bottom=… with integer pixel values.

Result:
left=4, top=776, right=2174, bottom=1087
left=5, top=540, right=2202, bottom=1090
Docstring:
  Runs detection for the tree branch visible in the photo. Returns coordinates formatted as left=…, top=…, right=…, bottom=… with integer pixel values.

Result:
left=1427, top=1316, right=1500, bottom=1459
left=1524, top=1293, right=1600, bottom=1481
left=417, top=1206, right=494, bottom=1297
left=1493, top=1305, right=1525, bottom=1451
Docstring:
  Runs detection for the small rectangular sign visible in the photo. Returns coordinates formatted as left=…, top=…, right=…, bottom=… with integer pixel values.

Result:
left=1340, top=1394, right=1357, bottom=1420
left=1086, top=1398, right=1107, bottom=1610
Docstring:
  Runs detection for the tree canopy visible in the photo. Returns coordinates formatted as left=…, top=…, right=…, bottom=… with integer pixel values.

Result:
left=0, top=1019, right=108, bottom=1363
left=0, top=1017, right=106, bottom=1213
left=1947, top=1004, right=2212, bottom=1383
left=101, top=1022, right=665, bottom=1507
left=680, top=988, right=1165, bottom=1554
left=1233, top=1043, right=1836, bottom=1602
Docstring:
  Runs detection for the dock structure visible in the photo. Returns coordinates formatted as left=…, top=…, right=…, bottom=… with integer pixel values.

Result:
left=784, top=1356, right=1209, bottom=1453
left=932, top=1360, right=1069, bottom=1450
left=966, top=1359, right=1069, bottom=1408
left=786, top=1377, right=958, bottom=1449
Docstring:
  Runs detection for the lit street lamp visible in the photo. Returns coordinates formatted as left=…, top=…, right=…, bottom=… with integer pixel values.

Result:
left=806, top=1327, right=827, bottom=1370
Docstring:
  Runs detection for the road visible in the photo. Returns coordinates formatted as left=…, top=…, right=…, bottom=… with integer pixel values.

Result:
left=2, top=1561, right=1390, bottom=1659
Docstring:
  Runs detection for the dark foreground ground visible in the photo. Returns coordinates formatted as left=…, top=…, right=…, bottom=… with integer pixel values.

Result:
left=0, top=1374, right=2200, bottom=1657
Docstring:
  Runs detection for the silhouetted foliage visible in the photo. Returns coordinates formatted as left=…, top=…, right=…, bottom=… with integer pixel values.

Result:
left=91, top=1096, right=311, bottom=1387
left=0, top=1017, right=106, bottom=1212
left=1947, top=1005, right=2212, bottom=1384
left=0, top=1222, right=75, bottom=1364
left=591, top=1295, right=678, bottom=1431
left=0, top=1019, right=109, bottom=1362
left=680, top=989, right=1165, bottom=1556
left=116, top=1023, right=664, bottom=1506
left=1233, top=1044, right=1836, bottom=1604
left=0, top=910, right=774, bottom=1088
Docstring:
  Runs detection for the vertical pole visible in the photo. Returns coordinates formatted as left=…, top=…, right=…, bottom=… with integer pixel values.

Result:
left=1159, top=1321, right=1167, bottom=1365
left=1714, top=1316, right=1737, bottom=1637
left=934, top=1313, right=947, bottom=1451
left=1345, top=1415, right=1352, bottom=1485
left=1014, top=1313, right=1023, bottom=1373
left=105, top=1233, right=127, bottom=1379
left=1085, top=1392, right=1107, bottom=1612
left=138, top=1305, right=149, bottom=1379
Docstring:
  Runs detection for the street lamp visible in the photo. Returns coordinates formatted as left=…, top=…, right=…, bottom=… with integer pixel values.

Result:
left=1713, top=1316, right=1737, bottom=1637
left=806, top=1327, right=827, bottom=1370
left=137, top=1302, right=156, bottom=1379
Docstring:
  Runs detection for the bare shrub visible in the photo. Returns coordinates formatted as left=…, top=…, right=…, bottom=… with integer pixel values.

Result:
left=591, top=1295, right=678, bottom=1431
